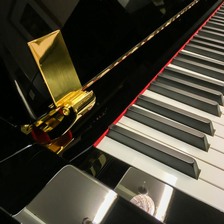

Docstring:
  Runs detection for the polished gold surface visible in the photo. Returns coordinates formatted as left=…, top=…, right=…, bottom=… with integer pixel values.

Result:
left=34, top=90, right=96, bottom=135
left=28, top=30, right=82, bottom=106
left=24, top=30, right=96, bottom=152
left=46, top=131, right=74, bottom=154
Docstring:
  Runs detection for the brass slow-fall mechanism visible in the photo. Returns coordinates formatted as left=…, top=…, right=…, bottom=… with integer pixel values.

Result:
left=21, top=30, right=96, bottom=154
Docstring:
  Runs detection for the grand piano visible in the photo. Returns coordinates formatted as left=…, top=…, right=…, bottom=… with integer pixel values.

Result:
left=0, top=0, right=224, bottom=223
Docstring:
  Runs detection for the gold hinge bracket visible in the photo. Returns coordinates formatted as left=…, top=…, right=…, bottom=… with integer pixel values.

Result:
left=22, top=30, right=96, bottom=153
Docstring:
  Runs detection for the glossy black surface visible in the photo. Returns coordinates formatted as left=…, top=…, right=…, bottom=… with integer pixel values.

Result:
left=0, top=0, right=224, bottom=223
left=64, top=0, right=222, bottom=160
left=103, top=197, right=163, bottom=224
left=0, top=208, right=20, bottom=224
left=72, top=147, right=224, bottom=224
left=71, top=146, right=130, bottom=189
left=0, top=119, right=66, bottom=214
left=0, top=0, right=197, bottom=119
left=0, top=59, right=31, bottom=125
left=62, top=0, right=194, bottom=85
left=0, top=117, right=32, bottom=162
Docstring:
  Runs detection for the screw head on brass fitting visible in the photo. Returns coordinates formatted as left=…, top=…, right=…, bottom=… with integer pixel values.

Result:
left=62, top=107, right=70, bottom=116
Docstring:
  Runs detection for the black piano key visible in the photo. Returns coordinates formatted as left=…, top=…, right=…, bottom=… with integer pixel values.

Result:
left=185, top=38, right=224, bottom=61
left=164, top=66, right=224, bottom=94
left=156, top=73, right=224, bottom=105
left=149, top=81, right=221, bottom=116
left=198, top=29, right=224, bottom=42
left=215, top=11, right=224, bottom=17
left=185, top=43, right=224, bottom=62
left=190, top=38, right=224, bottom=56
left=172, top=55, right=224, bottom=81
left=107, top=125, right=201, bottom=179
left=126, top=106, right=210, bottom=151
left=136, top=95, right=215, bottom=135
left=203, top=25, right=224, bottom=35
left=179, top=50, right=224, bottom=71
left=194, top=34, right=224, bottom=48
left=211, top=17, right=224, bottom=23
left=213, top=11, right=224, bottom=17
left=206, top=21, right=224, bottom=30
left=185, top=43, right=224, bottom=63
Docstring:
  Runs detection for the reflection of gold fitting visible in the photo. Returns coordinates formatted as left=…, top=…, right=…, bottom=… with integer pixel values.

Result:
left=21, top=30, right=96, bottom=153
left=45, top=131, right=74, bottom=154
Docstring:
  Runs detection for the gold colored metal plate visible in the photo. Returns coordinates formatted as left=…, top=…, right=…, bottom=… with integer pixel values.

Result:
left=28, top=30, right=82, bottom=107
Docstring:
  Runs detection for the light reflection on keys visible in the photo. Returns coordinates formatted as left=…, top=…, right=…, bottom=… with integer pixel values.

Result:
left=96, top=4, right=224, bottom=214
left=97, top=136, right=224, bottom=212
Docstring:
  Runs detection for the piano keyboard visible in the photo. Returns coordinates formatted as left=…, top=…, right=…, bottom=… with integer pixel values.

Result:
left=95, top=3, right=224, bottom=213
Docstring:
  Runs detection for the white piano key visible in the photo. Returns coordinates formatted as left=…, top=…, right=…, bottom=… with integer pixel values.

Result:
left=171, top=53, right=224, bottom=81
left=194, top=32, right=224, bottom=48
left=96, top=136, right=224, bottom=212
left=168, top=64, right=224, bottom=86
left=149, top=81, right=221, bottom=116
left=115, top=118, right=224, bottom=191
left=212, top=16, right=224, bottom=22
left=117, top=115, right=224, bottom=170
left=207, top=135, right=224, bottom=154
left=179, top=49, right=224, bottom=71
left=125, top=105, right=224, bottom=156
left=143, top=90, right=224, bottom=126
left=156, top=73, right=224, bottom=106
left=197, top=29, right=224, bottom=44
left=96, top=4, right=224, bottom=214
left=212, top=122, right=224, bottom=138
left=133, top=98, right=224, bottom=153
left=166, top=64, right=224, bottom=115
left=108, top=124, right=200, bottom=179
left=137, top=94, right=215, bottom=135
left=181, top=50, right=224, bottom=67
left=204, top=25, right=224, bottom=36
left=127, top=105, right=210, bottom=151
left=106, top=117, right=224, bottom=190
left=206, top=20, right=224, bottom=30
